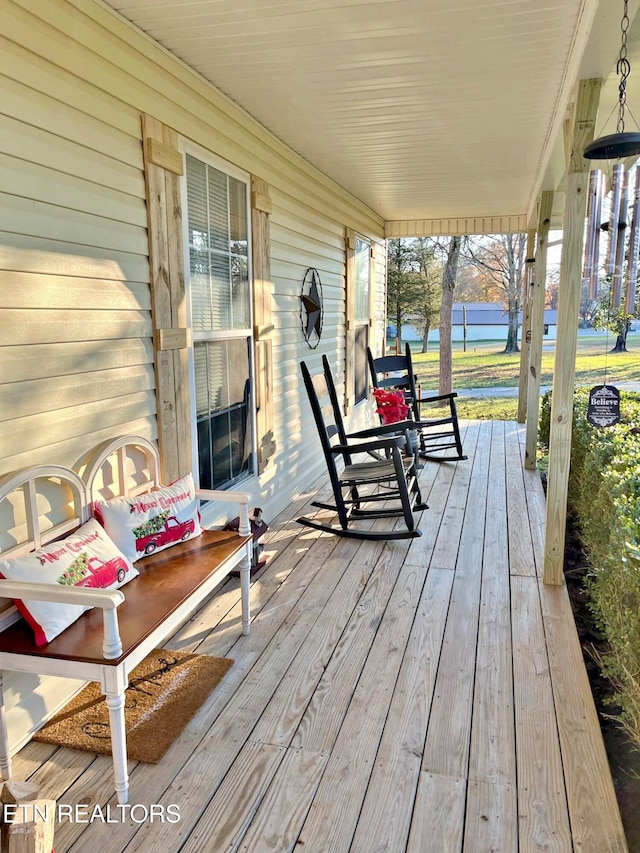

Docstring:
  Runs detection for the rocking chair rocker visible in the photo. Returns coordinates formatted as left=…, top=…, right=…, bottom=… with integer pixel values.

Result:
left=367, top=344, right=466, bottom=462
left=298, top=356, right=428, bottom=540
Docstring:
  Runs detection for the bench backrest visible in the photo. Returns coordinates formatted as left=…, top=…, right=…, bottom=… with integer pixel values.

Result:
left=82, top=435, right=161, bottom=505
left=0, top=465, right=92, bottom=630
left=0, top=436, right=163, bottom=626
left=0, top=466, right=90, bottom=560
left=0, top=436, right=162, bottom=563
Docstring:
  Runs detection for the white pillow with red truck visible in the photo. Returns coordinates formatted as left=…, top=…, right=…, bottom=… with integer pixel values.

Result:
left=93, top=473, right=202, bottom=564
left=0, top=519, right=137, bottom=645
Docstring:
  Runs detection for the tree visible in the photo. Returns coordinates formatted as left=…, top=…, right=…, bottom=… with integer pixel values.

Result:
left=386, top=239, right=423, bottom=347
left=545, top=275, right=559, bottom=309
left=415, top=276, right=441, bottom=352
left=454, top=259, right=502, bottom=302
left=592, top=282, right=638, bottom=352
left=439, top=236, right=462, bottom=395
left=466, top=233, right=527, bottom=353
left=411, top=238, right=442, bottom=352
left=579, top=277, right=598, bottom=328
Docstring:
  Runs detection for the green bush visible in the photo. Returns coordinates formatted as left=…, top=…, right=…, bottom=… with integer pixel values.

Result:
left=539, top=388, right=640, bottom=740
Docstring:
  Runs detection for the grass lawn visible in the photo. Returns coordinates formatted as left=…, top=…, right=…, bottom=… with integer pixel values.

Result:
left=455, top=397, right=519, bottom=421
left=382, top=333, right=640, bottom=421
left=401, top=333, right=640, bottom=390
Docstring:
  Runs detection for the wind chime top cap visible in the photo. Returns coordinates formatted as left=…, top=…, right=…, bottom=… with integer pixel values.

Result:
left=584, top=0, right=640, bottom=160
left=584, top=131, right=640, bottom=160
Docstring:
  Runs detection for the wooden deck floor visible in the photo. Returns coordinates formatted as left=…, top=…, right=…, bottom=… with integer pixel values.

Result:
left=12, top=420, right=627, bottom=852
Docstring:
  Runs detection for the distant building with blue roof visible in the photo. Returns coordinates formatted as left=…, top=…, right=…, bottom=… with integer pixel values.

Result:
left=389, top=302, right=558, bottom=343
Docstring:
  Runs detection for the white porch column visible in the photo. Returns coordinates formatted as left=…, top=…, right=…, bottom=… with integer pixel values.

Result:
left=524, top=191, right=554, bottom=470
left=543, top=79, right=601, bottom=585
left=517, top=229, right=537, bottom=423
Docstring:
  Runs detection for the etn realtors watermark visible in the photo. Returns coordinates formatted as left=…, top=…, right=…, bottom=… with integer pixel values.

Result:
left=3, top=802, right=181, bottom=824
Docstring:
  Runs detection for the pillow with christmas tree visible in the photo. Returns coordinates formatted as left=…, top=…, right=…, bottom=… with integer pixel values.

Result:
left=0, top=519, right=137, bottom=645
left=93, top=473, right=202, bottom=564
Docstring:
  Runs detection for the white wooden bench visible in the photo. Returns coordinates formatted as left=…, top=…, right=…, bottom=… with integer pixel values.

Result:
left=0, top=435, right=252, bottom=804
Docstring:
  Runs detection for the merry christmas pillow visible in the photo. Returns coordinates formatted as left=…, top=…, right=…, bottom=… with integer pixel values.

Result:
left=93, top=473, right=202, bottom=564
left=0, top=519, right=137, bottom=646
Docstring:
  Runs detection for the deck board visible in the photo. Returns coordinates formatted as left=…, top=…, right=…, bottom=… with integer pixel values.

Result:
left=511, top=575, right=572, bottom=851
left=350, top=567, right=454, bottom=853
left=505, top=421, right=537, bottom=577
left=469, top=421, right=515, bottom=791
left=407, top=772, right=466, bottom=852
left=296, top=548, right=422, bottom=851
left=9, top=421, right=627, bottom=852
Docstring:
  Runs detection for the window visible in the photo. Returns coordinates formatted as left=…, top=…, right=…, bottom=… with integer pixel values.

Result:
left=184, top=152, right=254, bottom=489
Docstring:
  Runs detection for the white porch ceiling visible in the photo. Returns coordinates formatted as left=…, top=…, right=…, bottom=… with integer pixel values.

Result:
left=104, top=0, right=640, bottom=230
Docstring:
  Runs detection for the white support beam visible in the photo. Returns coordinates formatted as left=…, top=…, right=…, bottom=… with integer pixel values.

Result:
left=525, top=192, right=554, bottom=469
left=517, top=229, right=537, bottom=423
left=543, top=79, right=601, bottom=586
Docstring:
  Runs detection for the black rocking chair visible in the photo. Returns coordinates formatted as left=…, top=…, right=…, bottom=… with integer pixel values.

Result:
left=298, top=356, right=428, bottom=540
left=367, top=344, right=466, bottom=462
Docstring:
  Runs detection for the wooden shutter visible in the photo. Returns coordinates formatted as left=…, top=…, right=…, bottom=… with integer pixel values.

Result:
left=344, top=228, right=356, bottom=413
left=251, top=177, right=275, bottom=472
left=141, top=114, right=192, bottom=483
left=369, top=242, right=377, bottom=354
left=345, top=228, right=374, bottom=412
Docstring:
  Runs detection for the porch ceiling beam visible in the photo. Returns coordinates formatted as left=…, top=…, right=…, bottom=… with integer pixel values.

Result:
left=385, top=215, right=527, bottom=239
left=543, top=78, right=602, bottom=586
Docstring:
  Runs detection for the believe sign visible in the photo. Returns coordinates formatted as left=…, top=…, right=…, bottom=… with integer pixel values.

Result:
left=586, top=384, right=621, bottom=428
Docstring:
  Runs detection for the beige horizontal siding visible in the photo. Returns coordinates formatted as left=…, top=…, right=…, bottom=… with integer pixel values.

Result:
left=0, top=365, right=155, bottom=422
left=0, top=271, right=151, bottom=311
left=0, top=113, right=145, bottom=195
left=0, top=39, right=142, bottom=138
left=0, top=339, right=153, bottom=385
left=0, top=154, right=147, bottom=227
left=0, top=195, right=148, bottom=256
left=268, top=204, right=348, bottom=499
left=0, top=42, right=152, bottom=490
left=0, top=234, right=150, bottom=283
left=1, top=418, right=157, bottom=476
left=2, top=391, right=156, bottom=454
left=2, top=309, right=151, bottom=346
left=1, top=74, right=143, bottom=166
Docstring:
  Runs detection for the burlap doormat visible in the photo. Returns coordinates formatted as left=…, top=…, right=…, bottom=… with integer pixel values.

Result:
left=33, top=648, right=233, bottom=763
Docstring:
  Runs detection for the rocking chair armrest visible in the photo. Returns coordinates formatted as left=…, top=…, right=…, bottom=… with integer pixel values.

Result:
left=417, top=392, right=458, bottom=405
left=332, top=435, right=405, bottom=455
left=347, top=420, right=418, bottom=440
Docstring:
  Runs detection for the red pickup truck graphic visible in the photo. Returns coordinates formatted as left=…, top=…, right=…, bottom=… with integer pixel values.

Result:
left=135, top=516, right=195, bottom=555
left=76, top=555, right=129, bottom=589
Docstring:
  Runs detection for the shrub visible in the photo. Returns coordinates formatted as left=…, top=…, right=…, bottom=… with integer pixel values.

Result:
left=539, top=388, right=640, bottom=740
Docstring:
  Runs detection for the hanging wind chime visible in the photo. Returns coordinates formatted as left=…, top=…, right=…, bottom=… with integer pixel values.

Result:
left=582, top=0, right=640, bottom=427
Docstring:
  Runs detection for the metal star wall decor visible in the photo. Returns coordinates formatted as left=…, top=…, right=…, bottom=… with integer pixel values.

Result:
left=300, top=267, right=323, bottom=348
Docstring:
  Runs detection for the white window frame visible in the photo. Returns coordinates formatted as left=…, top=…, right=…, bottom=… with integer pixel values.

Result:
left=179, top=139, right=258, bottom=492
